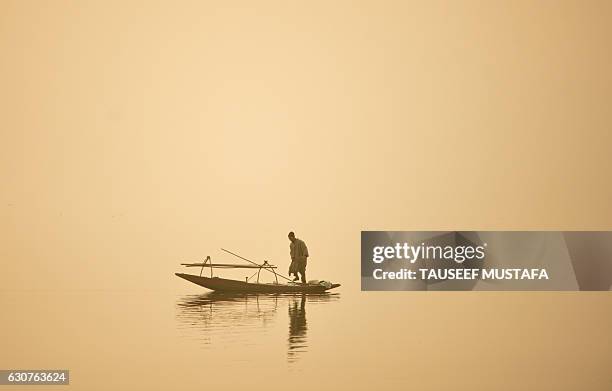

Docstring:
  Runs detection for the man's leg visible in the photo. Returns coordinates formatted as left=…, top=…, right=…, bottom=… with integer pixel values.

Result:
left=299, top=261, right=306, bottom=283
left=289, top=261, right=299, bottom=281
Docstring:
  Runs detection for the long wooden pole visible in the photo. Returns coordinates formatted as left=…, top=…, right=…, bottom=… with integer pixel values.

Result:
left=221, top=248, right=293, bottom=282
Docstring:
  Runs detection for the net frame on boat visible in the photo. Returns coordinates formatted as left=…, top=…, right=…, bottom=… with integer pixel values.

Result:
left=181, top=253, right=285, bottom=284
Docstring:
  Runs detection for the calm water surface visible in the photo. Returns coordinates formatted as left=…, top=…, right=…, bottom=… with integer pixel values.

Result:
left=2, top=288, right=611, bottom=390
left=175, top=292, right=341, bottom=363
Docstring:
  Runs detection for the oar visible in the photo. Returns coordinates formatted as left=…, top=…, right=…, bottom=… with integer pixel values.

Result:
left=221, top=248, right=293, bottom=282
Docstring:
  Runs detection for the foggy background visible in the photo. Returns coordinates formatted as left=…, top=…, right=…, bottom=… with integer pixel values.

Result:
left=1, top=2, right=612, bottom=390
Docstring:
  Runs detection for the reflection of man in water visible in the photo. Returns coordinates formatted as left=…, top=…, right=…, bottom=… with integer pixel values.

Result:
left=288, top=295, right=307, bottom=361
left=288, top=232, right=309, bottom=283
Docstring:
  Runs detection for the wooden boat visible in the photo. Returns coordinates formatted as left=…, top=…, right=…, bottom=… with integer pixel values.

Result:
left=176, top=249, right=341, bottom=293
left=175, top=273, right=340, bottom=293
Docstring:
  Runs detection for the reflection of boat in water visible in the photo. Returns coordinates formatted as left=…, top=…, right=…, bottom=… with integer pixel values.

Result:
left=176, top=292, right=339, bottom=362
left=176, top=292, right=279, bottom=337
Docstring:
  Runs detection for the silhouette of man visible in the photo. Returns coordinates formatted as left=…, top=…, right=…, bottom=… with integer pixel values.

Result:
left=288, top=232, right=308, bottom=283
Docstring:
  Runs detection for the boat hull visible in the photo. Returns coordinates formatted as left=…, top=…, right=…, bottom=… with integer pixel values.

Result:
left=175, top=273, right=340, bottom=293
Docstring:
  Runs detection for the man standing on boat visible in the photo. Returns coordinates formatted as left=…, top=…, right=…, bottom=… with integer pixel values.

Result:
left=288, top=232, right=309, bottom=283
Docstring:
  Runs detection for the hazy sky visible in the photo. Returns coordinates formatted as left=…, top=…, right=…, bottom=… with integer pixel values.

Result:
left=1, top=1, right=611, bottom=293
left=2, top=3, right=612, bottom=390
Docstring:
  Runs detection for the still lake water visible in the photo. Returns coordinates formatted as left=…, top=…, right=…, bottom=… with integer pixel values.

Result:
left=2, top=287, right=612, bottom=390
left=176, top=292, right=341, bottom=364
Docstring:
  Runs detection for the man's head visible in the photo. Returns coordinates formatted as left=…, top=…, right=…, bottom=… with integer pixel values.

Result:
left=288, top=231, right=296, bottom=242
